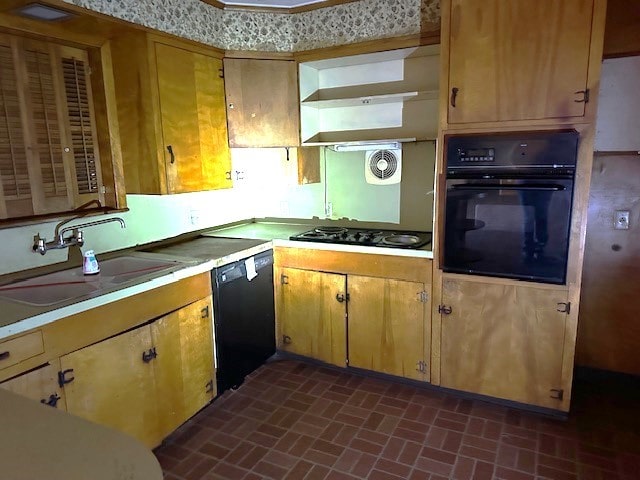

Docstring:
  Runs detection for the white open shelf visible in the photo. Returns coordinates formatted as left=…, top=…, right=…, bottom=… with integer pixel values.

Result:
left=299, top=45, right=440, bottom=146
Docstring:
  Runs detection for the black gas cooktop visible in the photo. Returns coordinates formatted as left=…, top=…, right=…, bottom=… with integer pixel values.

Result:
left=289, top=227, right=432, bottom=249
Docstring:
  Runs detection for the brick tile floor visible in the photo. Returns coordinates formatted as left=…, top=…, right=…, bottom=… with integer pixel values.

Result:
left=155, top=360, right=640, bottom=480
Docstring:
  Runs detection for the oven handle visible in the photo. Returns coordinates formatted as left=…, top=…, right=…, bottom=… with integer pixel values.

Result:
left=449, top=184, right=566, bottom=192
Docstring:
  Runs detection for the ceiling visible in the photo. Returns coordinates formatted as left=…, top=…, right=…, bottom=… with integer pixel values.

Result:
left=216, top=0, right=327, bottom=8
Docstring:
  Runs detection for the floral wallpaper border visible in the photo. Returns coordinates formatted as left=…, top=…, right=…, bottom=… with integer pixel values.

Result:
left=62, top=0, right=440, bottom=52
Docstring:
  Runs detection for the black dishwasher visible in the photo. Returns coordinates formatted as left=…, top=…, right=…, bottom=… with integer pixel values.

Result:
left=212, top=249, right=275, bottom=394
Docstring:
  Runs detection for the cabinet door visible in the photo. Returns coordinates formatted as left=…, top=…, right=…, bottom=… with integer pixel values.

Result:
left=348, top=276, right=429, bottom=382
left=440, top=279, right=568, bottom=408
left=447, top=0, right=594, bottom=124
left=224, top=58, right=299, bottom=147
left=152, top=297, right=215, bottom=439
left=155, top=42, right=231, bottom=193
left=0, top=360, right=66, bottom=410
left=60, top=325, right=160, bottom=447
left=276, top=267, right=346, bottom=366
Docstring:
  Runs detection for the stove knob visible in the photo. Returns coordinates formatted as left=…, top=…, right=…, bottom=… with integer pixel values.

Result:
left=332, top=234, right=340, bottom=239
left=354, top=232, right=362, bottom=240
left=341, top=232, right=348, bottom=239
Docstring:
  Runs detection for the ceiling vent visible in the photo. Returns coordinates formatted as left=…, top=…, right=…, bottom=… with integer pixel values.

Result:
left=365, top=149, right=401, bottom=185
left=13, top=3, right=75, bottom=21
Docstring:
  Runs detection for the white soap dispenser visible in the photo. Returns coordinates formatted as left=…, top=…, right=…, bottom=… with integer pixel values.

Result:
left=83, top=250, right=100, bottom=275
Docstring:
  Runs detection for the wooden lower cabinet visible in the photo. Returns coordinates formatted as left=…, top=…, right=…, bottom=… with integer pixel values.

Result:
left=348, top=276, right=430, bottom=382
left=60, top=296, right=215, bottom=447
left=440, top=278, right=569, bottom=409
left=0, top=360, right=66, bottom=410
left=274, top=250, right=433, bottom=382
left=276, top=267, right=347, bottom=367
left=60, top=325, right=159, bottom=446
left=152, top=297, right=215, bottom=439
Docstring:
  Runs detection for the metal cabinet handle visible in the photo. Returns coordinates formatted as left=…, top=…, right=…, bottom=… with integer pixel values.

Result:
left=41, top=393, right=61, bottom=408
left=450, top=87, right=459, bottom=107
left=58, top=369, right=75, bottom=387
left=201, top=306, right=210, bottom=318
left=0, top=351, right=10, bottom=361
left=336, top=293, right=350, bottom=303
left=142, top=347, right=157, bottom=363
left=438, top=305, right=453, bottom=315
left=167, top=145, right=175, bottom=164
left=574, top=89, right=589, bottom=103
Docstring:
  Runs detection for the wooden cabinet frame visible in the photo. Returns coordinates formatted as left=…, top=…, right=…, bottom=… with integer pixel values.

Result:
left=432, top=0, right=607, bottom=412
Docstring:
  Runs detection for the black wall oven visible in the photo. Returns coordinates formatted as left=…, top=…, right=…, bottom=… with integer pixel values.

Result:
left=443, top=131, right=579, bottom=284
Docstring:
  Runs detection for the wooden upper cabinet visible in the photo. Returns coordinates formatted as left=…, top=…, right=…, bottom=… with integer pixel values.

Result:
left=224, top=58, right=299, bottom=148
left=111, top=33, right=231, bottom=194
left=444, top=0, right=600, bottom=125
left=0, top=33, right=121, bottom=219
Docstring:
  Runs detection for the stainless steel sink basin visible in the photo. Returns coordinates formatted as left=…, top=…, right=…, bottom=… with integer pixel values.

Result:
left=96, top=256, right=182, bottom=284
left=0, top=255, right=184, bottom=307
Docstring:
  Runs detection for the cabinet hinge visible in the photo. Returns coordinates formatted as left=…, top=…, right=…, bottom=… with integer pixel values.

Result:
left=205, top=379, right=214, bottom=393
left=218, top=67, right=224, bottom=78
left=415, top=360, right=427, bottom=374
left=281, top=274, right=289, bottom=285
left=550, top=388, right=564, bottom=400
left=556, top=302, right=571, bottom=314
left=418, top=291, right=429, bottom=303
left=438, top=305, right=452, bottom=315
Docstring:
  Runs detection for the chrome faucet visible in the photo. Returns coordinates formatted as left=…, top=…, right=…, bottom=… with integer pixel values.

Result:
left=33, top=217, right=126, bottom=255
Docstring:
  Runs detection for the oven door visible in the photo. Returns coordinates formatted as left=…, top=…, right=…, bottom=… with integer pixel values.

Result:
left=443, top=177, right=574, bottom=284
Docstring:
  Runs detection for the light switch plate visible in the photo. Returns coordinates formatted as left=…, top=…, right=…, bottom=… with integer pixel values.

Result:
left=615, top=210, right=630, bottom=230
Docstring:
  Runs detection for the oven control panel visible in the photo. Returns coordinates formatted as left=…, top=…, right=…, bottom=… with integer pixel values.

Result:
left=457, top=148, right=495, bottom=163
left=446, top=130, right=579, bottom=170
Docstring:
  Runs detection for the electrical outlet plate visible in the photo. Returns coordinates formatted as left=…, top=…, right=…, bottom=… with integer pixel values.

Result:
left=189, top=209, right=200, bottom=226
left=325, top=201, right=333, bottom=218
left=615, top=210, right=630, bottom=230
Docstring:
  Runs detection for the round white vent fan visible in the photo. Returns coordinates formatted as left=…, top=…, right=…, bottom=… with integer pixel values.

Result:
left=365, top=149, right=402, bottom=185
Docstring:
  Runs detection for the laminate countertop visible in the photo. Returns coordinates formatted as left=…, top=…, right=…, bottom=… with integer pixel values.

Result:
left=203, top=221, right=434, bottom=259
left=0, top=389, right=162, bottom=480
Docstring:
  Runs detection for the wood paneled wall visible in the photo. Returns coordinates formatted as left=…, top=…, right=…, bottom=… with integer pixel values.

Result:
left=603, top=0, right=640, bottom=57
left=577, top=154, right=640, bottom=375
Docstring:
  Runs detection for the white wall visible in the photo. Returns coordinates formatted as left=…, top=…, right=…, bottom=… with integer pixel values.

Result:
left=0, top=143, right=436, bottom=276
left=0, top=189, right=253, bottom=276
left=595, top=56, right=640, bottom=151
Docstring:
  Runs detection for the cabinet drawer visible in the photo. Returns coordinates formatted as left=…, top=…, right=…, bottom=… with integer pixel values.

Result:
left=0, top=331, right=44, bottom=370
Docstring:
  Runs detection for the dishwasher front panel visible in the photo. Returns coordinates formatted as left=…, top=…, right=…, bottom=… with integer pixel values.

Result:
left=213, top=250, right=275, bottom=393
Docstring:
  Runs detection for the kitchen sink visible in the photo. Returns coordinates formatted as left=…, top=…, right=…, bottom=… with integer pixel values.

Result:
left=0, top=255, right=185, bottom=307
left=95, top=256, right=182, bottom=284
